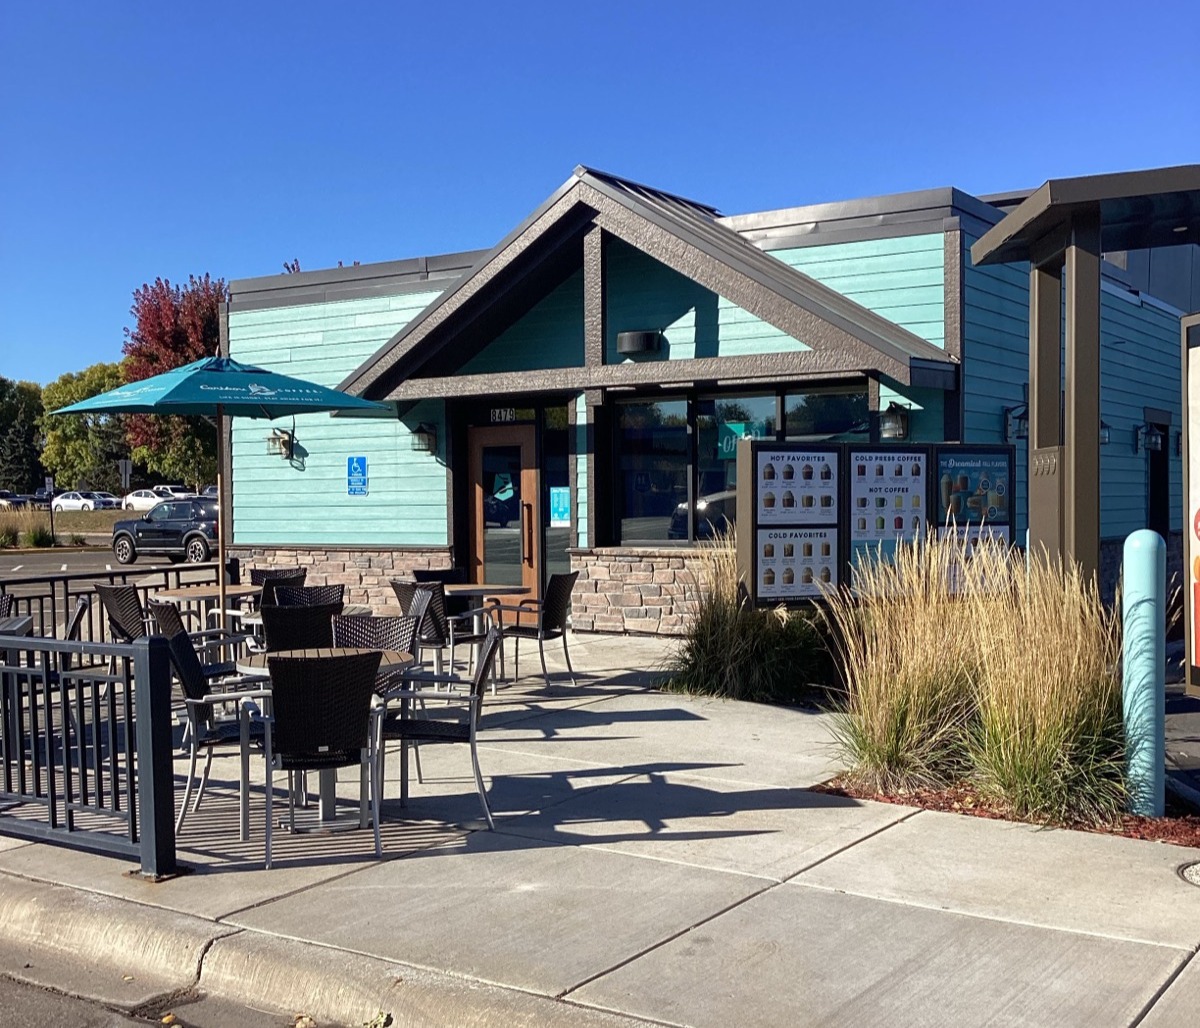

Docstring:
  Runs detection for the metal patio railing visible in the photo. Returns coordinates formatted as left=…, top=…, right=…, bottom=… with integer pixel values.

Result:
left=0, top=631, right=177, bottom=878
left=0, top=560, right=232, bottom=641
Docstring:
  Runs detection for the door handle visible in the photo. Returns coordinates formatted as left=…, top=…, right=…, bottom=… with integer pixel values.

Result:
left=522, top=502, right=534, bottom=567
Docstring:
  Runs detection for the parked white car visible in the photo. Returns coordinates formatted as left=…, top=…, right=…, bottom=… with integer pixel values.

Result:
left=123, top=489, right=162, bottom=511
left=93, top=491, right=120, bottom=507
left=53, top=491, right=116, bottom=511
left=153, top=485, right=195, bottom=500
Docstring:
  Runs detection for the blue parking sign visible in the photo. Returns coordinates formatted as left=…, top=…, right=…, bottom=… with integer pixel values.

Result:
left=348, top=456, right=368, bottom=496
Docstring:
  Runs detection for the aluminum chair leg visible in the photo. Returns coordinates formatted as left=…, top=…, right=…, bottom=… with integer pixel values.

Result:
left=264, top=734, right=274, bottom=870
left=562, top=633, right=576, bottom=687
left=177, top=743, right=199, bottom=833
left=470, top=736, right=494, bottom=830
left=513, top=636, right=520, bottom=681
left=359, top=755, right=369, bottom=828
left=369, top=737, right=382, bottom=858
left=538, top=638, right=550, bottom=687
left=193, top=748, right=214, bottom=812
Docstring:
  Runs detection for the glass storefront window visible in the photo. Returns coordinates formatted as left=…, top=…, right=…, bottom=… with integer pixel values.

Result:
left=784, top=390, right=869, bottom=441
left=693, top=395, right=777, bottom=539
left=616, top=400, right=689, bottom=543
left=541, top=405, right=572, bottom=579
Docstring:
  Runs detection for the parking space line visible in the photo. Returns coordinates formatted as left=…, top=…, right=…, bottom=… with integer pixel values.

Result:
left=11, top=565, right=21, bottom=572
left=59, top=564, right=67, bottom=571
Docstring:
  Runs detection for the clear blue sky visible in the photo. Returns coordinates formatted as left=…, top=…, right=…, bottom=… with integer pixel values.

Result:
left=2, top=0, right=1197, bottom=386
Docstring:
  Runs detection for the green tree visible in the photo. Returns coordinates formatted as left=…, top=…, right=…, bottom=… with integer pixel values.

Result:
left=0, top=377, right=44, bottom=492
left=39, top=363, right=129, bottom=493
left=123, top=274, right=226, bottom=488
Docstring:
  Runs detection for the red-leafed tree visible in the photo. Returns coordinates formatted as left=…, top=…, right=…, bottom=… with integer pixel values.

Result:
left=122, top=274, right=227, bottom=488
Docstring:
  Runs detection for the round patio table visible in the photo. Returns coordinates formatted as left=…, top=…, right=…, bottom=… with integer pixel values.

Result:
left=152, top=583, right=259, bottom=633
left=240, top=602, right=372, bottom=628
left=236, top=647, right=414, bottom=832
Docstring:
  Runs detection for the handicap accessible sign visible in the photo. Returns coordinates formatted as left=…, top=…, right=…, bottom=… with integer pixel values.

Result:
left=348, top=456, right=368, bottom=496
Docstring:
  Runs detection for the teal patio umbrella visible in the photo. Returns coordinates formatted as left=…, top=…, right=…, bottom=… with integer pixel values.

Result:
left=52, top=356, right=390, bottom=616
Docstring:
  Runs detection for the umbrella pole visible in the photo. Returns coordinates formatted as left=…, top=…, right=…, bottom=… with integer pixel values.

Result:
left=217, top=403, right=227, bottom=627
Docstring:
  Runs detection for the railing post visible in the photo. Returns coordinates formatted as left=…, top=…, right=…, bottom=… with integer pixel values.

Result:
left=133, top=635, right=178, bottom=878
left=1123, top=530, right=1165, bottom=817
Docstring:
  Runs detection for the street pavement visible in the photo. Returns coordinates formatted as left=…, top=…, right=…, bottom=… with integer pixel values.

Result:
left=0, top=632, right=1198, bottom=1026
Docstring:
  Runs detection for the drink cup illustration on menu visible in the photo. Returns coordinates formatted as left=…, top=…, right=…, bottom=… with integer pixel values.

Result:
left=763, top=463, right=776, bottom=481
left=783, top=463, right=795, bottom=480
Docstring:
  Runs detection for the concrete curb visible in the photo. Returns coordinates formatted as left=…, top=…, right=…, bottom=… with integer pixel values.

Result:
left=0, top=873, right=654, bottom=1027
left=201, top=931, right=655, bottom=1028
left=0, top=875, right=232, bottom=1010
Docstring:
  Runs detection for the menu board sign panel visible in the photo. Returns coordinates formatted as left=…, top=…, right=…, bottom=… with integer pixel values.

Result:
left=1188, top=321, right=1200, bottom=672
left=756, top=450, right=838, bottom=525
left=848, top=449, right=926, bottom=544
left=756, top=528, right=838, bottom=599
left=934, top=451, right=1011, bottom=527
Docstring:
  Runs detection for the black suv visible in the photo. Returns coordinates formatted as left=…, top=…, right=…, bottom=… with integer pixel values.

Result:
left=112, top=499, right=218, bottom=565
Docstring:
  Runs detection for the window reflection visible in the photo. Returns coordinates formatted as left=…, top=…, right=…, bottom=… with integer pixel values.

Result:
left=688, top=395, right=777, bottom=540
left=616, top=401, right=688, bottom=543
left=785, top=391, right=869, bottom=441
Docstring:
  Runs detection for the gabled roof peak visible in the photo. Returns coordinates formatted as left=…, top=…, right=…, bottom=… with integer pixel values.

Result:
left=572, top=165, right=720, bottom=217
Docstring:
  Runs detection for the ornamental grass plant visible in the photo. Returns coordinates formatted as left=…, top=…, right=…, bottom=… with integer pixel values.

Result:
left=822, top=533, right=979, bottom=794
left=661, top=531, right=829, bottom=704
left=963, top=547, right=1125, bottom=824
left=824, top=530, right=1126, bottom=826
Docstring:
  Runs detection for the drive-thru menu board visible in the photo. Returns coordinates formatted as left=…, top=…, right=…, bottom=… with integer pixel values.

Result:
left=849, top=450, right=926, bottom=582
left=1183, top=315, right=1200, bottom=696
left=736, top=439, right=1014, bottom=608
left=745, top=445, right=840, bottom=600
left=756, top=450, right=838, bottom=525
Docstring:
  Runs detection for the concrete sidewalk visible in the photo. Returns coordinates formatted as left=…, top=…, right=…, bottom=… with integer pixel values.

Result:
left=2, top=632, right=1200, bottom=1026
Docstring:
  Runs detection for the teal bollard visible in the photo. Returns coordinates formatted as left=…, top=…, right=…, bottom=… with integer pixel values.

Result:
left=1122, top=530, right=1165, bottom=817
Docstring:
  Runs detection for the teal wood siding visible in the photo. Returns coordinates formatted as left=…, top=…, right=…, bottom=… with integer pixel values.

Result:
left=460, top=270, right=585, bottom=373
left=605, top=239, right=810, bottom=362
left=769, top=234, right=946, bottom=349
left=228, top=290, right=449, bottom=547
left=768, top=233, right=948, bottom=444
left=1098, top=288, right=1182, bottom=539
left=962, top=235, right=1183, bottom=542
left=574, top=394, right=589, bottom=547
left=961, top=237, right=1029, bottom=539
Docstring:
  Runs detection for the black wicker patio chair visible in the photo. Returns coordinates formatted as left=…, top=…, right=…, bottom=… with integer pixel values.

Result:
left=164, top=630, right=270, bottom=835
left=94, top=583, right=155, bottom=644
left=412, top=567, right=470, bottom=615
left=259, top=601, right=340, bottom=651
left=376, top=625, right=501, bottom=830
left=0, top=593, right=12, bottom=617
left=389, top=579, right=497, bottom=679
left=148, top=598, right=249, bottom=671
left=275, top=583, right=345, bottom=609
left=492, top=571, right=578, bottom=686
left=252, top=567, right=307, bottom=606
left=243, top=649, right=383, bottom=868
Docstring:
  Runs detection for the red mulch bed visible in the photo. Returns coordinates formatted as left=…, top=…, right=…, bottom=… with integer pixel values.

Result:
left=812, top=777, right=1200, bottom=849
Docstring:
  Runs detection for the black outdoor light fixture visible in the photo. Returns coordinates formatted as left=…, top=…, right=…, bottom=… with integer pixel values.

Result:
left=411, top=423, right=438, bottom=453
left=1002, top=402, right=1029, bottom=444
left=1134, top=423, right=1164, bottom=454
left=1099, top=420, right=1112, bottom=446
left=1176, top=430, right=1184, bottom=457
left=878, top=402, right=910, bottom=441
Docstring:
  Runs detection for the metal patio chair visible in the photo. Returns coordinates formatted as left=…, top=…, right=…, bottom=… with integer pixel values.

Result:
left=376, top=625, right=501, bottom=830
left=492, top=571, right=579, bottom=686
left=94, top=583, right=154, bottom=644
left=0, top=593, right=12, bottom=618
left=165, top=630, right=271, bottom=835
left=242, top=649, right=383, bottom=868
left=259, top=602, right=340, bottom=651
left=148, top=598, right=248, bottom=666
left=389, top=579, right=498, bottom=680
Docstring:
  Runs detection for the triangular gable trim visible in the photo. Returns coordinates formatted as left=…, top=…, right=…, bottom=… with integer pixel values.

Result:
left=340, top=168, right=956, bottom=398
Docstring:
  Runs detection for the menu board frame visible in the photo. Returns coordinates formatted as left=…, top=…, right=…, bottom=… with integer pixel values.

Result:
left=736, top=438, right=1015, bottom=608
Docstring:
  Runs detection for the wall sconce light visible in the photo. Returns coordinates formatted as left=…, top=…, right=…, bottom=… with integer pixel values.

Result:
left=1134, top=423, right=1164, bottom=454
left=411, top=423, right=438, bottom=453
left=266, top=428, right=294, bottom=459
left=1099, top=421, right=1111, bottom=446
left=1002, top=403, right=1029, bottom=444
left=878, top=402, right=911, bottom=441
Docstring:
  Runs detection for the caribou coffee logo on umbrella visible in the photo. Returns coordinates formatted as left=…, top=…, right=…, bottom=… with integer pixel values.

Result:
left=247, top=382, right=278, bottom=396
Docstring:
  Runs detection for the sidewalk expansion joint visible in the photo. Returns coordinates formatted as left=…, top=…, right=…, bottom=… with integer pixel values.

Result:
left=1128, top=945, right=1196, bottom=1027
left=781, top=806, right=923, bottom=882
left=792, top=879, right=1199, bottom=952
left=557, top=877, right=782, bottom=1002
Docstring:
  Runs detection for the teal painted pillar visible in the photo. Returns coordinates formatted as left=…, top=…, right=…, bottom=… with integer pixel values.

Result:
left=1122, top=530, right=1165, bottom=817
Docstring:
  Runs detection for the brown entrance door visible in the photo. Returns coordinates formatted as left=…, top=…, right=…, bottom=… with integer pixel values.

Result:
left=468, top=425, right=541, bottom=613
